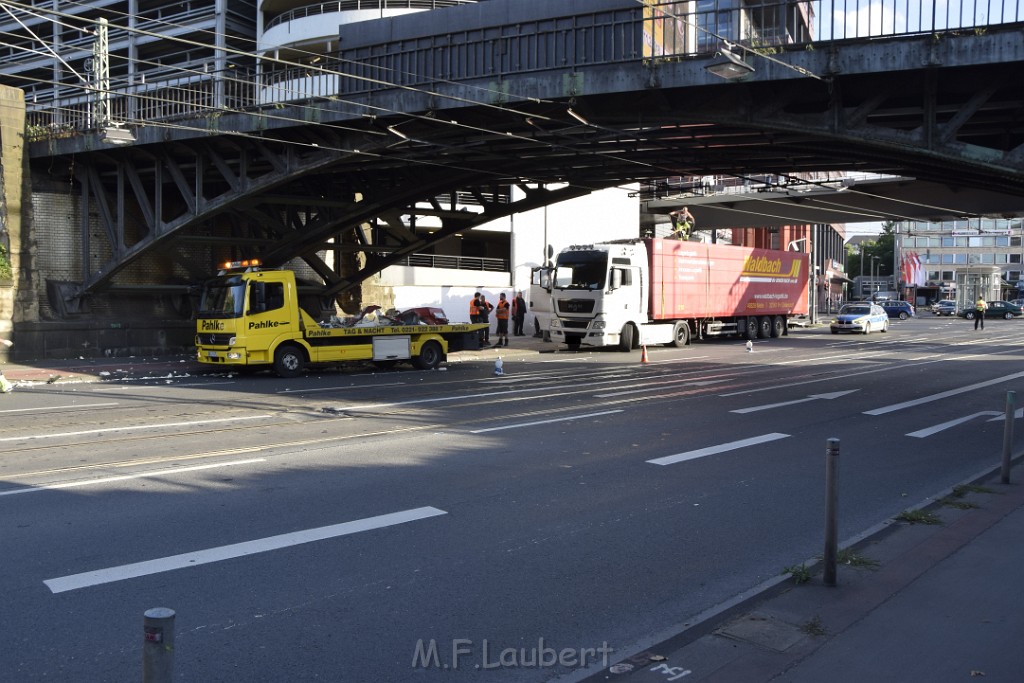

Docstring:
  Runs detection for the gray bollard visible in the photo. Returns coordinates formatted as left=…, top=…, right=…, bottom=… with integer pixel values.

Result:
left=1002, top=391, right=1015, bottom=484
left=823, top=438, right=840, bottom=587
left=142, top=607, right=175, bottom=683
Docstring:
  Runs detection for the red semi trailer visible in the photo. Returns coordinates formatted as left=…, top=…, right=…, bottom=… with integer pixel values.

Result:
left=548, top=238, right=810, bottom=350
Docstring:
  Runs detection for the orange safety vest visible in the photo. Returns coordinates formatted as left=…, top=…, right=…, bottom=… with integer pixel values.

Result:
left=470, top=299, right=480, bottom=316
left=495, top=300, right=510, bottom=319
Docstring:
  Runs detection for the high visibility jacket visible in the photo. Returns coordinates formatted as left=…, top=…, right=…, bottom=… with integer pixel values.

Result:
left=495, top=300, right=510, bottom=319
left=976, top=300, right=987, bottom=311
left=470, top=300, right=480, bottom=316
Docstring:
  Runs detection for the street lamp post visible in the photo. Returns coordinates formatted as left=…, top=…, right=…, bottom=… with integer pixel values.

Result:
left=871, top=256, right=880, bottom=299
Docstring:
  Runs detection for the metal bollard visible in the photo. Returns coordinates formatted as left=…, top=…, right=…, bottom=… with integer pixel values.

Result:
left=142, top=607, right=175, bottom=683
left=823, top=438, right=840, bottom=587
left=1002, top=391, right=1015, bottom=484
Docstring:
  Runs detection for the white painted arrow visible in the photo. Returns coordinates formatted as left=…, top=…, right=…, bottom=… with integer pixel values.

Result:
left=731, top=390, right=859, bottom=414
left=987, top=408, right=1024, bottom=422
left=907, top=411, right=1002, bottom=438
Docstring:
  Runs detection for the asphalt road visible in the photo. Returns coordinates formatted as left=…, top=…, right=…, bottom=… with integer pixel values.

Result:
left=1, top=315, right=1021, bottom=682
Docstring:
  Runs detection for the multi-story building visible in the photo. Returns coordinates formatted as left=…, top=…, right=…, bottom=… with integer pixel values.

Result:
left=897, top=218, right=1024, bottom=306
left=0, top=1, right=258, bottom=130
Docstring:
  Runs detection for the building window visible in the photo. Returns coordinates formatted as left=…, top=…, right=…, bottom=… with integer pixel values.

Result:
left=942, top=270, right=955, bottom=281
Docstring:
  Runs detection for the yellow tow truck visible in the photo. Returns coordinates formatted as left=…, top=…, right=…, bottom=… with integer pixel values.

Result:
left=195, top=260, right=486, bottom=377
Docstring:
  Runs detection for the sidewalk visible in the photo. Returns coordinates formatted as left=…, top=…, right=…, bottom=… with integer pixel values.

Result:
left=581, top=463, right=1024, bottom=682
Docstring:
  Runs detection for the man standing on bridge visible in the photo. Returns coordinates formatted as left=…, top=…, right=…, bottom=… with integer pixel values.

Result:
left=669, top=207, right=694, bottom=240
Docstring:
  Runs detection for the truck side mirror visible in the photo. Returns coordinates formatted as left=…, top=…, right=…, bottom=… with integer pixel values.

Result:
left=609, top=269, right=622, bottom=291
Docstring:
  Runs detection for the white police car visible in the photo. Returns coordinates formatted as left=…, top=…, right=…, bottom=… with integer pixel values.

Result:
left=830, top=303, right=889, bottom=334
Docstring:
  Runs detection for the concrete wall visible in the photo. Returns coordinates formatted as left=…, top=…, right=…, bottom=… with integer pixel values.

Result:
left=0, top=85, right=24, bottom=363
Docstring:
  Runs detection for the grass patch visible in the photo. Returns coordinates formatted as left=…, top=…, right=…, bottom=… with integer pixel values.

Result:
left=951, top=484, right=997, bottom=498
left=940, top=497, right=980, bottom=510
left=836, top=548, right=880, bottom=569
left=801, top=616, right=826, bottom=637
left=896, top=509, right=942, bottom=525
left=782, top=563, right=812, bottom=585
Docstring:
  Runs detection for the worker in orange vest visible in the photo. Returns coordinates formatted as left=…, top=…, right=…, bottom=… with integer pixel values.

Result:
left=494, top=292, right=511, bottom=347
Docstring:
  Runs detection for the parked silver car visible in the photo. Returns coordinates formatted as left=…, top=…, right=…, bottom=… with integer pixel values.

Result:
left=931, top=299, right=957, bottom=316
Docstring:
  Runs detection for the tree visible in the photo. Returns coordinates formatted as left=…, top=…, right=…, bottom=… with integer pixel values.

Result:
left=847, top=222, right=897, bottom=284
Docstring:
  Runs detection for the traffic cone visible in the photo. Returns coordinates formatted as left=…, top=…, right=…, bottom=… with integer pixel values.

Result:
left=640, top=346, right=649, bottom=364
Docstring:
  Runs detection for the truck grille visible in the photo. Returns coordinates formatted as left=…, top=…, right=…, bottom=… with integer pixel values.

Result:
left=558, top=299, right=594, bottom=314
left=196, top=333, right=233, bottom=346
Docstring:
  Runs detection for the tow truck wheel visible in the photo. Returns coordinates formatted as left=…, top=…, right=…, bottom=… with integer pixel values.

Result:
left=670, top=321, right=689, bottom=348
left=414, top=340, right=444, bottom=370
left=273, top=344, right=305, bottom=378
left=618, top=324, right=635, bottom=352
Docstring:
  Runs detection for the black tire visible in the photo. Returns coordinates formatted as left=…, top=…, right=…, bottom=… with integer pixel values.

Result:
left=965, top=311, right=975, bottom=320
left=745, top=316, right=758, bottom=341
left=899, top=312, right=908, bottom=320
left=273, top=344, right=305, bottom=378
left=618, top=324, right=634, bottom=352
left=770, top=316, right=785, bottom=338
left=757, top=316, right=772, bottom=339
left=863, top=322, right=871, bottom=335
left=670, top=321, right=689, bottom=348
left=1006, top=312, right=1014, bottom=320
left=882, top=320, right=889, bottom=333
left=413, top=340, right=444, bottom=370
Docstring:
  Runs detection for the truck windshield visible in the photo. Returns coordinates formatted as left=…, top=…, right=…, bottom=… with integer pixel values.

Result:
left=198, top=277, right=246, bottom=318
left=554, top=250, right=607, bottom=290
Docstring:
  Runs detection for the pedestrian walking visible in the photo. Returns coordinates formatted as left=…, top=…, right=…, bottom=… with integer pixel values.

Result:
left=478, top=294, right=493, bottom=344
left=494, top=293, right=510, bottom=347
left=512, top=291, right=527, bottom=336
left=974, top=297, right=988, bottom=330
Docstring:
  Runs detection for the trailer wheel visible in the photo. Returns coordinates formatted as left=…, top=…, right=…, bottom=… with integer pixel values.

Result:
left=757, top=316, right=772, bottom=339
left=745, top=317, right=758, bottom=341
left=770, top=316, right=785, bottom=338
left=618, top=324, right=635, bottom=352
left=670, top=321, right=690, bottom=348
left=414, top=340, right=444, bottom=370
left=273, top=344, right=306, bottom=378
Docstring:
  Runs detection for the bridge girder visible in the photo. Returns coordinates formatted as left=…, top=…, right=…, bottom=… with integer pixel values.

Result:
left=28, top=22, right=1024, bottom=308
